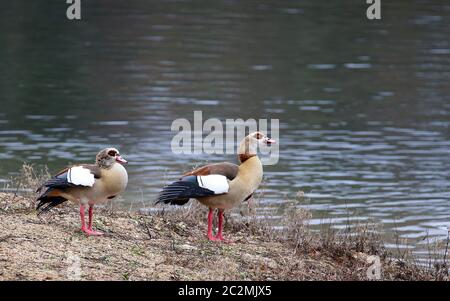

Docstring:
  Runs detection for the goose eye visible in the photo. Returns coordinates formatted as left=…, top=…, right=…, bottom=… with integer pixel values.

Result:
left=108, top=150, right=117, bottom=156
left=255, top=133, right=262, bottom=139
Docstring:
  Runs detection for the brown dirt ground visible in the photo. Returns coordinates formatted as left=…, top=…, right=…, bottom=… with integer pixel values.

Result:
left=0, top=192, right=447, bottom=281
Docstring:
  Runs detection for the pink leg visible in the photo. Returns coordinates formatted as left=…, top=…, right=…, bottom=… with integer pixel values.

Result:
left=87, top=205, right=103, bottom=236
left=215, top=209, right=224, bottom=240
left=80, top=204, right=87, bottom=232
left=215, top=210, right=233, bottom=243
left=207, top=208, right=218, bottom=241
left=79, top=204, right=103, bottom=236
left=88, top=205, right=94, bottom=230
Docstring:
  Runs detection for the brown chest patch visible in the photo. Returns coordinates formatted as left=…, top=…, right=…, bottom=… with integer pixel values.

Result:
left=238, top=153, right=256, bottom=163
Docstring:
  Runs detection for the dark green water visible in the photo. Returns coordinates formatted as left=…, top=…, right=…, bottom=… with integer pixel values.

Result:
left=1, top=0, right=450, bottom=260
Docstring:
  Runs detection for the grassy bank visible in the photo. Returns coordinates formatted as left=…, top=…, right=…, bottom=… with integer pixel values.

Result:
left=0, top=164, right=447, bottom=280
left=0, top=190, right=448, bottom=281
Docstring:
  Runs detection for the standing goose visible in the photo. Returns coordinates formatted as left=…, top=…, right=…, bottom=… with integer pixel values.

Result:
left=156, top=132, right=275, bottom=242
left=36, top=148, right=128, bottom=236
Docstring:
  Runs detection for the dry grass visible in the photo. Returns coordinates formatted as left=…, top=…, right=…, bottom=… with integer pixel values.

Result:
left=0, top=166, right=448, bottom=281
left=0, top=192, right=448, bottom=280
left=1, top=163, right=51, bottom=207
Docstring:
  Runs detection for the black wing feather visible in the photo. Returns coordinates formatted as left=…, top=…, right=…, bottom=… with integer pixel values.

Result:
left=156, top=178, right=216, bottom=206
left=36, top=170, right=78, bottom=193
left=36, top=196, right=68, bottom=216
left=35, top=166, right=95, bottom=215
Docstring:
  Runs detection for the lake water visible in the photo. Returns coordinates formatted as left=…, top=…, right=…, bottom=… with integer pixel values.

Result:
left=1, top=0, right=450, bottom=260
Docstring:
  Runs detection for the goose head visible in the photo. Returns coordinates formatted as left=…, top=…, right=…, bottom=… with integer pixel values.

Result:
left=96, top=147, right=127, bottom=168
left=238, top=132, right=276, bottom=162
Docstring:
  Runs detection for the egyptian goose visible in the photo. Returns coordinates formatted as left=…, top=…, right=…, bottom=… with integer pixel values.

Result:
left=36, top=148, right=128, bottom=236
left=156, top=132, right=276, bottom=242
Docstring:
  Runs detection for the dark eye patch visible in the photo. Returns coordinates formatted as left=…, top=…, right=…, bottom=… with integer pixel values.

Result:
left=255, top=133, right=262, bottom=139
left=108, top=150, right=117, bottom=156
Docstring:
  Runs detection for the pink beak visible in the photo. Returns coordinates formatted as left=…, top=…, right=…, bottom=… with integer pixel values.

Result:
left=266, top=138, right=276, bottom=145
left=116, top=155, right=128, bottom=164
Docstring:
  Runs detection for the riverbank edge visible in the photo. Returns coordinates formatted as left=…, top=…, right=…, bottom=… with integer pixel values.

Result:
left=0, top=192, right=447, bottom=280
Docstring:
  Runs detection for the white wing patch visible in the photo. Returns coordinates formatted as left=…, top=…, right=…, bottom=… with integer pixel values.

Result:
left=197, top=175, right=229, bottom=194
left=67, top=166, right=96, bottom=187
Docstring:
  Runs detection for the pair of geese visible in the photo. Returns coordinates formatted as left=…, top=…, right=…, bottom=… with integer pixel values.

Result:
left=36, top=132, right=275, bottom=242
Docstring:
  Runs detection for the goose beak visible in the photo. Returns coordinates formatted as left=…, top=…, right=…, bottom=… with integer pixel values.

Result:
left=116, top=155, right=128, bottom=164
left=266, top=137, right=276, bottom=145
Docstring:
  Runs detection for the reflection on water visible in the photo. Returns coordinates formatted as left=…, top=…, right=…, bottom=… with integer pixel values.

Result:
left=1, top=0, right=450, bottom=258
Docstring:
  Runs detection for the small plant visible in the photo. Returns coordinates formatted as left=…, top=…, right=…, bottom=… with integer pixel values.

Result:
left=13, top=163, right=51, bottom=198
